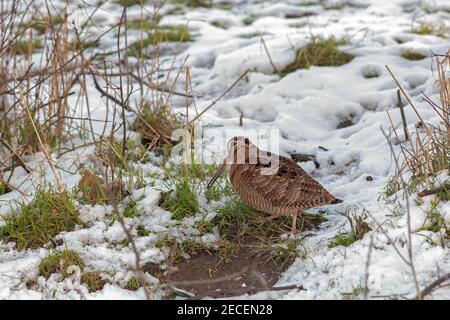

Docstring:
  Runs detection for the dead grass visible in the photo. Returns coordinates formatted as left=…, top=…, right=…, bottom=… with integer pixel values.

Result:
left=81, top=271, right=109, bottom=292
left=390, top=52, right=449, bottom=181
left=133, top=103, right=182, bottom=151
left=328, top=207, right=371, bottom=248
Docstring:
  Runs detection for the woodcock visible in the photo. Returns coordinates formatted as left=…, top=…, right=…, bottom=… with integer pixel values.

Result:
left=207, top=137, right=342, bottom=236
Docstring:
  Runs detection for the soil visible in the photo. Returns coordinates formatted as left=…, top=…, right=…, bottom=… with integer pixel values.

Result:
left=148, top=213, right=325, bottom=299
left=161, top=236, right=293, bottom=298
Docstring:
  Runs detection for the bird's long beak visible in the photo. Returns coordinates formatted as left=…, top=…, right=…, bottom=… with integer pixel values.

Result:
left=207, top=162, right=227, bottom=189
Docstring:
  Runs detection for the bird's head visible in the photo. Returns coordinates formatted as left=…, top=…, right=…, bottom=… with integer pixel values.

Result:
left=207, top=136, right=257, bottom=189
left=226, top=136, right=259, bottom=165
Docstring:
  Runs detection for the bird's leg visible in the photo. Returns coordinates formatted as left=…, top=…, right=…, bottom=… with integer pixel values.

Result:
left=290, top=212, right=299, bottom=238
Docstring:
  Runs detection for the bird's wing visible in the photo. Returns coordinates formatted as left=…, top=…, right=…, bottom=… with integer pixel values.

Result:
left=244, top=155, right=335, bottom=209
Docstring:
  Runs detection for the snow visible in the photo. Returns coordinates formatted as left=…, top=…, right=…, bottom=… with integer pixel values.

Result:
left=0, top=0, right=449, bottom=299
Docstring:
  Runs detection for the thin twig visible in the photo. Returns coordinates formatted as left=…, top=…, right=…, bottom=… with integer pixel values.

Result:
left=381, top=126, right=421, bottom=299
left=417, top=273, right=450, bottom=299
left=397, top=89, right=409, bottom=141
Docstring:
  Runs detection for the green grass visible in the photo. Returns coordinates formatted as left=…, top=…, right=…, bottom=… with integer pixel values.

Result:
left=126, top=20, right=156, bottom=31
left=328, top=233, right=358, bottom=248
left=39, top=248, right=84, bottom=278
left=123, top=198, right=142, bottom=218
left=341, top=285, right=369, bottom=300
left=411, top=22, right=434, bottom=35
left=419, top=199, right=446, bottom=233
left=238, top=32, right=269, bottom=39
left=379, top=178, right=401, bottom=199
left=170, top=0, right=210, bottom=8
left=328, top=208, right=371, bottom=248
left=411, top=22, right=448, bottom=38
left=128, top=25, right=192, bottom=57
left=401, top=49, right=427, bottom=61
left=214, top=198, right=260, bottom=237
left=0, top=189, right=82, bottom=250
left=211, top=20, right=227, bottom=29
left=323, top=2, right=345, bottom=10
left=115, top=0, right=148, bottom=6
left=437, top=186, right=450, bottom=202
left=15, top=39, right=43, bottom=55
left=22, top=15, right=63, bottom=34
left=243, top=15, right=256, bottom=25
left=170, top=0, right=233, bottom=9
left=0, top=184, right=6, bottom=196
left=216, top=2, right=233, bottom=10
left=77, top=171, right=109, bottom=205
left=247, top=238, right=308, bottom=268
left=212, top=197, right=320, bottom=264
left=95, top=138, right=147, bottom=169
left=205, top=180, right=233, bottom=202
left=160, top=179, right=199, bottom=220
left=213, top=197, right=326, bottom=238
left=136, top=224, right=150, bottom=236
left=204, top=185, right=221, bottom=201
left=186, top=163, right=220, bottom=180
left=280, top=37, right=353, bottom=75
left=71, top=38, right=101, bottom=51
left=155, top=235, right=217, bottom=263
left=81, top=271, right=108, bottom=292
left=125, top=275, right=149, bottom=291
left=363, top=69, right=380, bottom=79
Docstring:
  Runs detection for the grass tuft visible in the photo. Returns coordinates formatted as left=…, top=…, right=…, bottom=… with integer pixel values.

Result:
left=363, top=68, right=381, bottom=79
left=0, top=189, right=82, bottom=250
left=419, top=199, right=446, bottom=233
left=81, top=271, right=108, bottom=292
left=328, top=233, right=358, bottom=248
left=214, top=197, right=327, bottom=239
left=401, top=49, right=427, bottom=60
left=123, top=198, right=142, bottom=218
left=15, top=39, right=43, bottom=55
left=115, top=0, right=148, bottom=7
left=328, top=208, right=371, bottom=248
left=78, top=171, right=108, bottom=205
left=160, top=179, right=199, bottom=220
left=411, top=22, right=448, bottom=38
left=95, top=138, right=147, bottom=169
left=125, top=275, right=149, bottom=291
left=280, top=36, right=353, bottom=75
left=136, top=224, right=150, bottom=236
left=128, top=25, right=191, bottom=57
left=39, top=248, right=84, bottom=278
left=133, top=102, right=182, bottom=151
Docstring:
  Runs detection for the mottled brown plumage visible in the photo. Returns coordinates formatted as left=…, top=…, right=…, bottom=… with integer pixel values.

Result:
left=207, top=137, right=342, bottom=236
